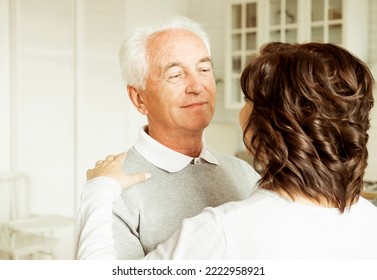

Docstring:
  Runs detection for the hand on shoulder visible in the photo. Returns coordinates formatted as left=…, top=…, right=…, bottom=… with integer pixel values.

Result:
left=86, top=152, right=151, bottom=189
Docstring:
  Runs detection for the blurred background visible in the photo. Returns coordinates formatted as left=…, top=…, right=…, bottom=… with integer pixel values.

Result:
left=0, top=0, right=376, bottom=259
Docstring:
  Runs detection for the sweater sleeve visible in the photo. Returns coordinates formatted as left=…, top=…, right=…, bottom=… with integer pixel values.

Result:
left=75, top=177, right=121, bottom=260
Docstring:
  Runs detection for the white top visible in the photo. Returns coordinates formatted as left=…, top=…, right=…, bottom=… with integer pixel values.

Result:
left=135, top=126, right=218, bottom=172
left=76, top=178, right=377, bottom=259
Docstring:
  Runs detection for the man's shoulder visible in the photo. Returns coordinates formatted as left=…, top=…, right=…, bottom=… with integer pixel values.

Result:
left=123, top=147, right=153, bottom=168
left=210, top=149, right=260, bottom=182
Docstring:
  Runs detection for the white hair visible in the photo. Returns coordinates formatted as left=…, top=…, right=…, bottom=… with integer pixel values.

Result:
left=119, top=16, right=211, bottom=90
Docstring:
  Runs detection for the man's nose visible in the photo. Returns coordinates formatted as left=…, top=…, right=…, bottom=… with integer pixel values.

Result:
left=185, top=73, right=204, bottom=95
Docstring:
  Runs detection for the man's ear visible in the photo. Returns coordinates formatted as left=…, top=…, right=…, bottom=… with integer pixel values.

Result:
left=127, top=85, right=148, bottom=115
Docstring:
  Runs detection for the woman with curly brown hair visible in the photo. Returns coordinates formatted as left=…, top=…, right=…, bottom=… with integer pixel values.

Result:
left=240, top=42, right=374, bottom=213
left=77, top=42, right=377, bottom=259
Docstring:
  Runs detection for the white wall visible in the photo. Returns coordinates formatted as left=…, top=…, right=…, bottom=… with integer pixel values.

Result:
left=0, top=0, right=11, bottom=172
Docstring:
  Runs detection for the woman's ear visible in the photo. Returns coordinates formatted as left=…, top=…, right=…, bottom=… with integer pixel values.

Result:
left=127, top=85, right=148, bottom=115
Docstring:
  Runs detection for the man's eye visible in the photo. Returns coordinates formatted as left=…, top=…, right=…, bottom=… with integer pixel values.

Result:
left=200, top=68, right=212, bottom=74
left=168, top=73, right=183, bottom=83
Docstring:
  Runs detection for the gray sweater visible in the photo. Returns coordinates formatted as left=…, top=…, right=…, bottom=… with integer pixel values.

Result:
left=112, top=147, right=260, bottom=259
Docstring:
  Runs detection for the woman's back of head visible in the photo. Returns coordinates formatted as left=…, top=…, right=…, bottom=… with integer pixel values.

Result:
left=241, top=42, right=375, bottom=212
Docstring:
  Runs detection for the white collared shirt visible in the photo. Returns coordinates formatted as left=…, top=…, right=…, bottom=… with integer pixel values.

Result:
left=134, top=126, right=219, bottom=172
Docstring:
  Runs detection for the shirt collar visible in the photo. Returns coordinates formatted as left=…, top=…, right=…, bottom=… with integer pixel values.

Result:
left=134, top=126, right=219, bottom=173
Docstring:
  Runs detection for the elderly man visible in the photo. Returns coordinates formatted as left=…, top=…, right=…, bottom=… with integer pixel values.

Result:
left=76, top=16, right=259, bottom=260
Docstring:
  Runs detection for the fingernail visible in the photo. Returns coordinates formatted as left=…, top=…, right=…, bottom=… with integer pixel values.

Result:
left=145, top=173, right=151, bottom=179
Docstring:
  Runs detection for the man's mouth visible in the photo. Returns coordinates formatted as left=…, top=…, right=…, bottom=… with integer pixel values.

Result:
left=181, top=101, right=207, bottom=108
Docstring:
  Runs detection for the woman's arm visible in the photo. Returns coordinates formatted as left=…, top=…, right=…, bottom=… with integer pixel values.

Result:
left=75, top=153, right=150, bottom=259
left=76, top=177, right=121, bottom=259
left=75, top=152, right=226, bottom=260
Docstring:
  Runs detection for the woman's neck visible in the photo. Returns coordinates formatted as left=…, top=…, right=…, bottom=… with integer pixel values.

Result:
left=273, top=188, right=335, bottom=208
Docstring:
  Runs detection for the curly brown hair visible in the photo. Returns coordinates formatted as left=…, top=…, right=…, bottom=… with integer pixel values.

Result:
left=240, top=42, right=374, bottom=212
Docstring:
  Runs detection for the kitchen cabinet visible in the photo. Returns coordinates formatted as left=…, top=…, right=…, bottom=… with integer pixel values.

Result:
left=225, top=0, right=369, bottom=108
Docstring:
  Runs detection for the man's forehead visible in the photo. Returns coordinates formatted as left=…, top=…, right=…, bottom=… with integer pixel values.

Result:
left=146, top=29, right=210, bottom=72
left=162, top=57, right=212, bottom=69
left=147, top=29, right=207, bottom=53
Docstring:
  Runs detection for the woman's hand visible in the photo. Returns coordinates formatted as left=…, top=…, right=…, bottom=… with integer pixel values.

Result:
left=86, top=152, right=151, bottom=189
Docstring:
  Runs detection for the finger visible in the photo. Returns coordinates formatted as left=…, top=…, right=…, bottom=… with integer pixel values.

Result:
left=114, top=152, right=128, bottom=163
left=123, top=172, right=151, bottom=189
left=86, top=169, right=93, bottom=180
left=105, top=154, right=116, bottom=161
left=95, top=160, right=104, bottom=166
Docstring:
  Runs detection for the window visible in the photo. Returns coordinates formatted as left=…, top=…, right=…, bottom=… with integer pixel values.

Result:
left=225, top=0, right=260, bottom=108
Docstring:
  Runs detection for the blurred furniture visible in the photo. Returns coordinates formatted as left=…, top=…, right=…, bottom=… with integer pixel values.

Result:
left=372, top=198, right=377, bottom=207
left=0, top=172, right=73, bottom=259
left=361, top=181, right=377, bottom=202
left=0, top=223, right=58, bottom=260
left=235, top=150, right=253, bottom=166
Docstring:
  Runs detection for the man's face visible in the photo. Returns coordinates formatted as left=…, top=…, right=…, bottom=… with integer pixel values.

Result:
left=140, top=29, right=216, bottom=136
